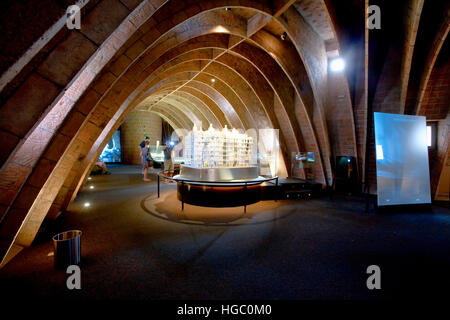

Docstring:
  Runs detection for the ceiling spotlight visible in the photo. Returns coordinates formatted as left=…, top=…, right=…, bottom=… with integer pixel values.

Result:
left=84, top=202, right=91, bottom=208
left=330, top=57, right=345, bottom=72
left=88, top=177, right=92, bottom=180
left=89, top=185, right=94, bottom=189
left=280, top=32, right=287, bottom=40
left=211, top=78, right=216, bottom=83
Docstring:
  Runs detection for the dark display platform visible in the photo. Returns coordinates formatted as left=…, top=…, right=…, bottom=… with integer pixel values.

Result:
left=176, top=182, right=262, bottom=207
left=157, top=171, right=278, bottom=211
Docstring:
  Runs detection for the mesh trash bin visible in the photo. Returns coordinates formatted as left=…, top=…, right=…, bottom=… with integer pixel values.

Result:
left=52, top=230, right=82, bottom=269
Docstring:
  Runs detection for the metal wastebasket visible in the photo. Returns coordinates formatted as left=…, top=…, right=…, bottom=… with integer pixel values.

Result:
left=52, top=230, right=82, bottom=269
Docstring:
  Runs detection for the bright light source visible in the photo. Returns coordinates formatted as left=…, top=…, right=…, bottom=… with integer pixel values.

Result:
left=169, top=141, right=175, bottom=146
left=330, top=58, right=345, bottom=72
left=211, top=78, right=215, bottom=83
left=84, top=202, right=91, bottom=207
left=89, top=185, right=94, bottom=189
left=427, top=125, right=432, bottom=147
left=212, top=25, right=229, bottom=33
left=347, top=158, right=351, bottom=163
left=88, top=177, right=92, bottom=180
left=376, top=145, right=384, bottom=160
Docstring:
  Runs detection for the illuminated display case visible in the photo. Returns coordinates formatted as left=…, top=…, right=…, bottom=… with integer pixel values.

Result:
left=178, top=126, right=279, bottom=181
left=183, top=125, right=256, bottom=169
left=149, top=145, right=183, bottom=164
left=291, top=152, right=315, bottom=180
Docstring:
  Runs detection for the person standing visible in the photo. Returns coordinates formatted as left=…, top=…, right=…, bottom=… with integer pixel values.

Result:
left=162, top=141, right=174, bottom=183
left=139, top=134, right=150, bottom=174
left=141, top=141, right=153, bottom=181
left=139, top=134, right=150, bottom=150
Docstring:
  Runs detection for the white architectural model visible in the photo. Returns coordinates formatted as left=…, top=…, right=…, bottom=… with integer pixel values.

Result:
left=183, top=125, right=256, bottom=168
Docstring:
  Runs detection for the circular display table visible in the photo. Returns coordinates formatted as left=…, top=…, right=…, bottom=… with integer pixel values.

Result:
left=157, top=170, right=278, bottom=212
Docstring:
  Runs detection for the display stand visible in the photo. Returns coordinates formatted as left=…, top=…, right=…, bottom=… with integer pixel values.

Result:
left=157, top=170, right=279, bottom=213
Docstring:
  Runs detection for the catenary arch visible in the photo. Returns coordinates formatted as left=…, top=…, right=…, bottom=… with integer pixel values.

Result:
left=151, top=100, right=196, bottom=128
left=128, top=31, right=326, bottom=178
left=0, top=5, right=308, bottom=262
left=145, top=94, right=210, bottom=129
left=64, top=18, right=326, bottom=210
left=131, top=42, right=312, bottom=170
left=0, top=1, right=346, bottom=266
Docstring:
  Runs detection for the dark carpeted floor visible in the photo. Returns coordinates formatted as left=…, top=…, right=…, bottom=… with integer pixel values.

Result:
left=0, top=164, right=449, bottom=301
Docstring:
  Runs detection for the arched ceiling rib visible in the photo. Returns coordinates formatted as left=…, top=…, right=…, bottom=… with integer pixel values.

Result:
left=151, top=103, right=193, bottom=129
left=1, top=0, right=354, bottom=267
left=154, top=94, right=210, bottom=128
left=150, top=100, right=195, bottom=128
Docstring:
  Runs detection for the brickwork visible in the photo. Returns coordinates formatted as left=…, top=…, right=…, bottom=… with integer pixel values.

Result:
left=277, top=6, right=333, bottom=185
left=1, top=0, right=447, bottom=268
left=121, top=110, right=162, bottom=164
left=0, top=1, right=344, bottom=265
left=419, top=58, right=450, bottom=120
left=431, top=113, right=450, bottom=197
left=327, top=71, right=357, bottom=158
left=353, top=34, right=368, bottom=185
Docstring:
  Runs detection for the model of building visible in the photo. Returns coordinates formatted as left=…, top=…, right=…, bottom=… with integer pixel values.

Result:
left=183, top=125, right=255, bottom=168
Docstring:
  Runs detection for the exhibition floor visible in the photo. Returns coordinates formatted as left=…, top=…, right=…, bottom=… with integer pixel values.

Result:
left=0, top=165, right=449, bottom=300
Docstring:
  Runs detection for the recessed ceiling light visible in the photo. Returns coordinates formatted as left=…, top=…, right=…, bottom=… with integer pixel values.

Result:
left=88, top=177, right=92, bottom=180
left=89, top=185, right=94, bottom=189
left=84, top=202, right=91, bottom=207
left=211, top=78, right=216, bottom=83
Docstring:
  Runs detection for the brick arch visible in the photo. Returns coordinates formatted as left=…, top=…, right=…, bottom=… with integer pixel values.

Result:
left=143, top=86, right=222, bottom=129
left=133, top=60, right=251, bottom=129
left=150, top=100, right=197, bottom=128
left=150, top=111, right=182, bottom=131
left=74, top=15, right=316, bottom=184
left=415, top=27, right=449, bottom=118
left=133, top=49, right=271, bottom=131
left=138, top=74, right=234, bottom=128
left=146, top=94, right=211, bottom=129
left=132, top=37, right=318, bottom=178
left=275, top=6, right=333, bottom=185
left=0, top=0, right=273, bottom=222
left=168, top=91, right=223, bottom=129
left=0, top=0, right=330, bottom=266
left=151, top=104, right=192, bottom=129
left=132, top=54, right=304, bottom=178
left=128, top=31, right=326, bottom=182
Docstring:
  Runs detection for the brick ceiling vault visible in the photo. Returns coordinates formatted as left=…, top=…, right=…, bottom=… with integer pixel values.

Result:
left=0, top=0, right=447, bottom=267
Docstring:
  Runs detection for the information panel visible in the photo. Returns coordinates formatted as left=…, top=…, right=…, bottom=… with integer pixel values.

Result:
left=374, top=112, right=431, bottom=206
left=100, top=130, right=121, bottom=163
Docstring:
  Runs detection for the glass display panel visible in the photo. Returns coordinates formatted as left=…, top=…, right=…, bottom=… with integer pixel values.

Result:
left=374, top=112, right=431, bottom=206
left=99, top=130, right=121, bottom=163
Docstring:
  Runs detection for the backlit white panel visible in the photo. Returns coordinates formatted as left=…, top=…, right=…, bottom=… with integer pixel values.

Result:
left=374, top=112, right=431, bottom=206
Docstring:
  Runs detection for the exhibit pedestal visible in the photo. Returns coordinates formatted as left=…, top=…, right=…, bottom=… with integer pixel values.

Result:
left=179, top=165, right=259, bottom=182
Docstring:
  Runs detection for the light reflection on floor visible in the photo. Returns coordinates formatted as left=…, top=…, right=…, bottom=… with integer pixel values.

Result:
left=142, top=188, right=295, bottom=225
